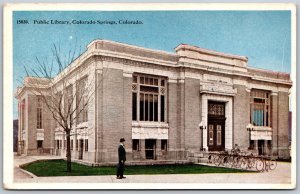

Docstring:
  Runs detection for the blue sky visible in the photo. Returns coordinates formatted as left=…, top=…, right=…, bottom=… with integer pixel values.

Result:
left=13, top=11, right=291, bottom=118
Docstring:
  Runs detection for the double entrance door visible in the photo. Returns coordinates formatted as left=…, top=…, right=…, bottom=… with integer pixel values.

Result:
left=207, top=101, right=226, bottom=151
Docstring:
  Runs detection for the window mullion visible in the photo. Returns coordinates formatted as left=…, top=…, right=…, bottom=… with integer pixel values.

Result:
left=158, top=90, right=161, bottom=122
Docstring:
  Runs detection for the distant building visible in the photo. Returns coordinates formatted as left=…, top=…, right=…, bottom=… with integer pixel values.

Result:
left=15, top=40, right=292, bottom=164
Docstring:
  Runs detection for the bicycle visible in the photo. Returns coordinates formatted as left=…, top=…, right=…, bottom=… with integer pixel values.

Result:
left=255, top=155, right=277, bottom=172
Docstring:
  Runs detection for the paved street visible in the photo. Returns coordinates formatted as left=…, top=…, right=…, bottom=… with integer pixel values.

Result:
left=14, top=155, right=292, bottom=184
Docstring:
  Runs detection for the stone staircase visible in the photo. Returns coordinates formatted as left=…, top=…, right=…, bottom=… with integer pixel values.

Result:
left=187, top=151, right=210, bottom=164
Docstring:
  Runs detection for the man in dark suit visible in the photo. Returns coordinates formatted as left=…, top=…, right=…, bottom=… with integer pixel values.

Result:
left=116, top=138, right=126, bottom=179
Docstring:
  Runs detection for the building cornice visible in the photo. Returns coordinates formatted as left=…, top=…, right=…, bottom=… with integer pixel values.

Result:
left=17, top=39, right=292, bottom=94
left=175, top=44, right=248, bottom=62
left=88, top=39, right=178, bottom=57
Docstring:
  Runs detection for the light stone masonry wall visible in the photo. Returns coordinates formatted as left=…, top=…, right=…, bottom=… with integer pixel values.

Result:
left=26, top=94, right=37, bottom=155
left=177, top=81, right=186, bottom=159
left=122, top=75, right=133, bottom=161
left=101, top=67, right=126, bottom=162
left=95, top=67, right=104, bottom=163
left=167, top=81, right=185, bottom=160
left=271, top=93, right=278, bottom=155
left=233, top=84, right=250, bottom=149
left=277, top=92, right=290, bottom=159
left=184, top=78, right=201, bottom=152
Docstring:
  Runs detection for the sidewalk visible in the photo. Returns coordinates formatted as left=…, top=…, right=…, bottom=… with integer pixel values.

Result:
left=14, top=155, right=292, bottom=184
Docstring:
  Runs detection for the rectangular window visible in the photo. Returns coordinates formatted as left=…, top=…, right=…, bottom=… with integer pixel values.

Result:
left=76, top=139, right=78, bottom=150
left=154, top=95, right=158, bottom=121
left=140, top=93, right=144, bottom=121
left=149, top=95, right=153, bottom=121
left=36, top=108, right=42, bottom=129
left=36, top=97, right=42, bottom=129
left=64, top=139, right=66, bottom=149
left=133, top=75, right=138, bottom=83
left=160, top=96, right=165, bottom=122
left=37, top=140, right=43, bottom=148
left=71, top=140, right=73, bottom=150
left=133, top=74, right=166, bottom=122
left=251, top=90, right=271, bottom=126
left=85, top=139, right=88, bottom=151
left=132, top=139, right=140, bottom=151
left=145, top=94, right=149, bottom=121
left=132, top=93, right=137, bottom=121
left=161, top=140, right=167, bottom=151
left=216, top=125, right=222, bottom=146
left=56, top=140, right=60, bottom=149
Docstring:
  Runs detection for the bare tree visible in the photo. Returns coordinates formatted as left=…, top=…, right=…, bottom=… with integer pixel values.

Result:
left=22, top=42, right=97, bottom=172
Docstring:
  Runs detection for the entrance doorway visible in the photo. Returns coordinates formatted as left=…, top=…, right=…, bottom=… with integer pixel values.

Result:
left=258, top=140, right=265, bottom=155
left=145, top=139, right=156, bottom=159
left=207, top=101, right=226, bottom=151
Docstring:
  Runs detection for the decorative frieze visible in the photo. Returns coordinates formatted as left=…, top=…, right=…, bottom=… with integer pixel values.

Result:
left=132, top=122, right=169, bottom=139
left=200, top=81, right=237, bottom=96
left=250, top=127, right=272, bottom=140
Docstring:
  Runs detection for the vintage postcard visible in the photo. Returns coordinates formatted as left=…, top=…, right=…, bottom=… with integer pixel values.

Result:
left=3, top=3, right=296, bottom=190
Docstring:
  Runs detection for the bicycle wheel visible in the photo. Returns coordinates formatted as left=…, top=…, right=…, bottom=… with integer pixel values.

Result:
left=239, top=158, right=248, bottom=169
left=231, top=156, right=239, bottom=168
left=227, top=155, right=235, bottom=167
left=269, top=159, right=277, bottom=170
left=213, top=155, right=220, bottom=166
left=247, top=157, right=256, bottom=169
left=223, top=156, right=231, bottom=167
left=256, top=159, right=264, bottom=172
left=216, top=156, right=225, bottom=166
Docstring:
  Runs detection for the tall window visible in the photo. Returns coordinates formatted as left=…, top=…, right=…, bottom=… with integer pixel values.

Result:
left=250, top=90, right=271, bottom=126
left=36, top=97, right=43, bottom=129
left=56, top=140, right=60, bottom=149
left=77, top=76, right=88, bottom=124
left=132, top=74, right=166, bottom=122
left=84, top=139, right=88, bottom=151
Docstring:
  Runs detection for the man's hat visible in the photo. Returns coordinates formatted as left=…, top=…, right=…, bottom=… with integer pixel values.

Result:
left=120, top=138, right=125, bottom=142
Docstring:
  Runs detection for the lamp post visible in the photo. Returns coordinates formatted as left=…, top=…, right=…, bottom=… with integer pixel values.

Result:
left=246, top=123, right=254, bottom=149
left=199, top=121, right=206, bottom=151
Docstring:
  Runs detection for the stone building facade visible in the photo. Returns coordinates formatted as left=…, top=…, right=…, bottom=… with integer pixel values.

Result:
left=15, top=39, right=292, bottom=164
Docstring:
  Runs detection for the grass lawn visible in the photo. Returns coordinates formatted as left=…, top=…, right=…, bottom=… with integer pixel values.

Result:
left=22, top=159, right=251, bottom=177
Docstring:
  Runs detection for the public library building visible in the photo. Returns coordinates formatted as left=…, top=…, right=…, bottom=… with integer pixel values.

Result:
left=15, top=39, right=292, bottom=164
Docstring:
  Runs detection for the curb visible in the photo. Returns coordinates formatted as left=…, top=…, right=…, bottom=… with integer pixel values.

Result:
left=19, top=168, right=37, bottom=178
left=17, top=157, right=64, bottom=178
